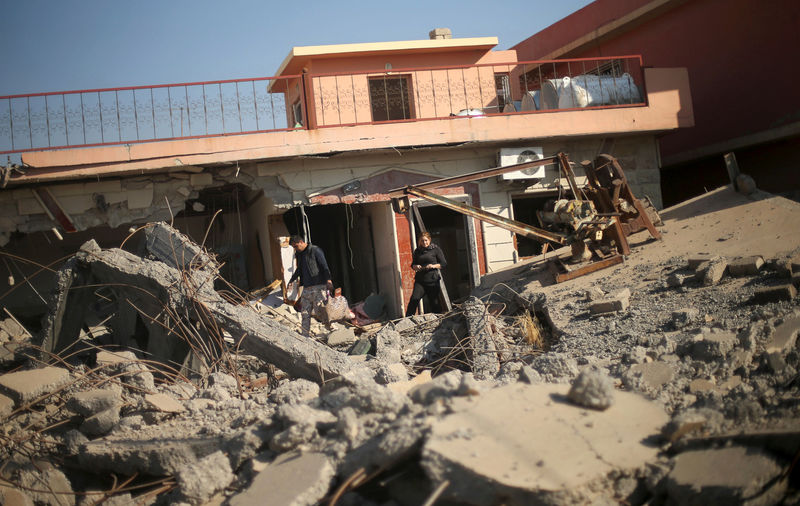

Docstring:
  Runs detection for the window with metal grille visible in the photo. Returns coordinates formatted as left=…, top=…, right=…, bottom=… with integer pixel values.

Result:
left=368, top=75, right=412, bottom=121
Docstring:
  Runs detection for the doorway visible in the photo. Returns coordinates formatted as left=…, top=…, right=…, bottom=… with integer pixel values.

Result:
left=511, top=191, right=558, bottom=258
left=413, top=202, right=479, bottom=303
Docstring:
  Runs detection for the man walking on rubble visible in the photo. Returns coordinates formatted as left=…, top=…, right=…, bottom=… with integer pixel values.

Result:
left=288, top=235, right=333, bottom=337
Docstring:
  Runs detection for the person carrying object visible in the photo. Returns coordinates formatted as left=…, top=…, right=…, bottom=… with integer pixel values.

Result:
left=288, top=235, right=333, bottom=336
left=405, top=232, right=447, bottom=316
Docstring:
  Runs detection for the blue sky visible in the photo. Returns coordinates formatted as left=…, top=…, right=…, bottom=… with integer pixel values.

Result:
left=0, top=0, right=593, bottom=96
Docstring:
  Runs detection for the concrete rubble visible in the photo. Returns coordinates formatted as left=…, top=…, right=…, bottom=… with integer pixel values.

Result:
left=1, top=186, right=799, bottom=505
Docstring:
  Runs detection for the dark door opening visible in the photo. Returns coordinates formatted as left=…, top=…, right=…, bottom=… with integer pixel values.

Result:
left=511, top=192, right=557, bottom=258
left=283, top=204, right=379, bottom=304
left=415, top=205, right=476, bottom=302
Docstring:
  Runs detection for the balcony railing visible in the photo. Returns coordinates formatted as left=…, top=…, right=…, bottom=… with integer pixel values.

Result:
left=0, top=55, right=645, bottom=156
left=0, top=75, right=300, bottom=155
left=309, top=55, right=645, bottom=127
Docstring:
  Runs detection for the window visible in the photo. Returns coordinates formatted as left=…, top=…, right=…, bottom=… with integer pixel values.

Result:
left=368, top=75, right=412, bottom=121
left=494, top=73, right=511, bottom=112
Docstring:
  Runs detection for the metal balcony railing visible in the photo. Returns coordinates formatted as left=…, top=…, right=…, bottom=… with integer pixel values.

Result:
left=0, top=55, right=645, bottom=156
left=0, top=75, right=300, bottom=155
left=308, top=55, right=646, bottom=127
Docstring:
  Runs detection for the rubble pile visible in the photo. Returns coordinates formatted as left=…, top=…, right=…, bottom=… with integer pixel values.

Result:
left=2, top=187, right=800, bottom=505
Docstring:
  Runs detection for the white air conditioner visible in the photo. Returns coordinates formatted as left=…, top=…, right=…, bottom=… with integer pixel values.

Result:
left=498, top=147, right=545, bottom=180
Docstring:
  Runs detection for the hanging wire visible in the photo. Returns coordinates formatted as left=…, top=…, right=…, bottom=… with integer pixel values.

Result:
left=300, top=204, right=311, bottom=244
left=345, top=203, right=355, bottom=269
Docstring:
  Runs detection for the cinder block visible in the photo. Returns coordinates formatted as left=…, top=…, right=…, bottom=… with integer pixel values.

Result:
left=58, top=195, right=94, bottom=215
left=189, top=173, right=213, bottom=187
left=753, top=285, right=797, bottom=304
left=728, top=256, right=764, bottom=277
left=127, top=186, right=153, bottom=209
left=17, top=198, right=45, bottom=215
left=589, top=288, right=631, bottom=314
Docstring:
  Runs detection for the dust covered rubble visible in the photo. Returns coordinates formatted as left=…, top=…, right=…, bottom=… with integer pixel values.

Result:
left=2, top=223, right=800, bottom=504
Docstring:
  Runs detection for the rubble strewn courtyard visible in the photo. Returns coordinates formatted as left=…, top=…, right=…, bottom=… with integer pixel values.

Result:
left=1, top=185, right=800, bottom=505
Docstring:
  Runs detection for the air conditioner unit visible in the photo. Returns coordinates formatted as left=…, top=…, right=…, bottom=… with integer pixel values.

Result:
left=498, top=147, right=545, bottom=180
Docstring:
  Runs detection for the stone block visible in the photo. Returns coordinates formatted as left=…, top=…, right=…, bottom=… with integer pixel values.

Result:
left=753, top=284, right=796, bottom=304
left=86, top=179, right=122, bottom=194
left=727, top=256, right=764, bottom=276
left=589, top=288, right=631, bottom=314
left=49, top=182, right=85, bottom=196
left=700, top=258, right=728, bottom=286
left=326, top=327, right=357, bottom=347
left=0, top=366, right=71, bottom=404
left=58, top=194, right=94, bottom=214
left=688, top=379, right=716, bottom=394
left=623, top=361, right=675, bottom=393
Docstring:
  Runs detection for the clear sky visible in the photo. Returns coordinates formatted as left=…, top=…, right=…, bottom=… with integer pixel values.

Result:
left=0, top=0, right=593, bottom=96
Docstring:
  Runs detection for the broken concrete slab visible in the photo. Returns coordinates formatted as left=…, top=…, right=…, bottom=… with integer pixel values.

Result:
left=0, top=366, right=71, bottom=404
left=144, top=392, right=186, bottom=414
left=753, top=284, right=797, bottom=304
left=421, top=383, right=668, bottom=505
left=727, top=256, right=764, bottom=276
left=464, top=297, right=499, bottom=379
left=269, top=379, right=320, bottom=405
left=0, top=486, right=34, bottom=506
left=765, top=310, right=800, bottom=354
left=45, top=243, right=362, bottom=384
left=144, top=221, right=219, bottom=289
left=229, top=451, right=334, bottom=506
left=78, top=431, right=225, bottom=475
left=666, top=446, right=786, bottom=505
left=589, top=288, right=631, bottom=314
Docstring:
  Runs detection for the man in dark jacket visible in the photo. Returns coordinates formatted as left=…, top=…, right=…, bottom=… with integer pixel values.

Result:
left=288, top=235, right=333, bottom=336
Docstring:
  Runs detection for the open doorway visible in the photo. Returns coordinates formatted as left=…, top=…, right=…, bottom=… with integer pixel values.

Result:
left=511, top=192, right=558, bottom=259
left=414, top=203, right=479, bottom=303
left=281, top=202, right=397, bottom=310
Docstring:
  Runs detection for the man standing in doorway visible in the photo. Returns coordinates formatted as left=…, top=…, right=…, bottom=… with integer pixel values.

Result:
left=288, top=235, right=333, bottom=337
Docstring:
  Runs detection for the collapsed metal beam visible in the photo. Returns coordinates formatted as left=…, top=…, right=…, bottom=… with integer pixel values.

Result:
left=404, top=186, right=567, bottom=245
left=387, top=156, right=560, bottom=198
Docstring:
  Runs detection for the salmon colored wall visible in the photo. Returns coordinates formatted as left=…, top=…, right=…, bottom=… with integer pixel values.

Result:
left=512, top=0, right=800, bottom=161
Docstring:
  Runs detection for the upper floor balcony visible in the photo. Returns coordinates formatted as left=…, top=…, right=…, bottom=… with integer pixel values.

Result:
left=0, top=55, right=693, bottom=184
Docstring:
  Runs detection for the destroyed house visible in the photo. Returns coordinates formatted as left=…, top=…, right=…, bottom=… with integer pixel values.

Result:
left=512, top=0, right=800, bottom=205
left=0, top=28, right=693, bottom=321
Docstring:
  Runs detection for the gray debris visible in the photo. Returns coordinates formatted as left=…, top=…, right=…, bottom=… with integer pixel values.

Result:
left=68, top=388, right=121, bottom=417
left=671, top=308, right=699, bottom=329
left=176, top=450, right=234, bottom=504
left=80, top=406, right=121, bottom=437
left=0, top=366, right=71, bottom=404
left=567, top=369, right=615, bottom=410
left=531, top=353, right=579, bottom=383
left=269, top=379, right=320, bottom=405
left=375, top=325, right=403, bottom=364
